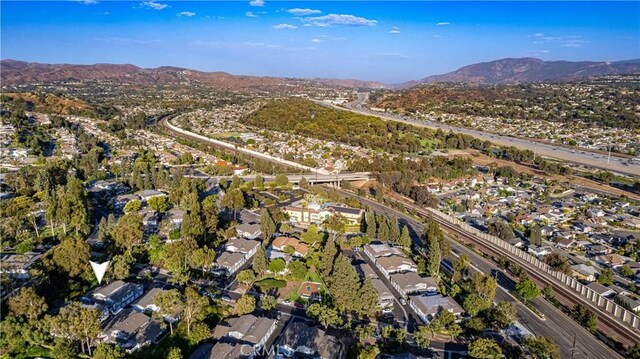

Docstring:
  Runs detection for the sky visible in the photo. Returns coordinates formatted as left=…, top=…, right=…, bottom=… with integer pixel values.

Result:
left=1, top=1, right=639, bottom=83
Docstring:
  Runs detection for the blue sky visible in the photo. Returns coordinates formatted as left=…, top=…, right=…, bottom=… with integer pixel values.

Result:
left=2, top=1, right=639, bottom=83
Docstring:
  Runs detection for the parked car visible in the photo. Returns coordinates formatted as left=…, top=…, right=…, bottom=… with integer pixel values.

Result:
left=399, top=298, right=407, bottom=305
left=283, top=299, right=292, bottom=305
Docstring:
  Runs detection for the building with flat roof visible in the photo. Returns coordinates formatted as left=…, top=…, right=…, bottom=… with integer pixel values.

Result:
left=409, top=294, right=464, bottom=324
left=389, top=272, right=438, bottom=298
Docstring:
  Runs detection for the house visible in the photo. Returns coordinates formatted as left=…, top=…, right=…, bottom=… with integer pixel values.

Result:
left=236, top=223, right=262, bottom=240
left=205, top=343, right=251, bottom=359
left=298, top=282, right=322, bottom=301
left=528, top=245, right=553, bottom=257
left=132, top=288, right=180, bottom=322
left=326, top=205, right=364, bottom=225
left=556, top=237, right=577, bottom=250
left=225, top=237, right=260, bottom=260
left=586, top=244, right=612, bottom=256
left=134, top=189, right=168, bottom=203
left=571, top=264, right=599, bottom=282
left=409, top=294, right=464, bottom=324
left=276, top=321, right=345, bottom=359
left=284, top=205, right=332, bottom=224
left=82, top=281, right=144, bottom=317
left=616, top=295, right=640, bottom=312
left=138, top=208, right=159, bottom=232
left=586, top=282, right=616, bottom=297
left=100, top=308, right=164, bottom=352
left=363, top=242, right=403, bottom=262
left=376, top=255, right=418, bottom=277
left=0, top=252, right=41, bottom=279
left=271, top=236, right=309, bottom=257
left=356, top=263, right=378, bottom=280
left=371, top=278, right=395, bottom=308
left=166, top=208, right=185, bottom=229
left=213, top=314, right=277, bottom=350
left=214, top=251, right=247, bottom=276
left=389, top=272, right=438, bottom=298
left=595, top=254, right=625, bottom=268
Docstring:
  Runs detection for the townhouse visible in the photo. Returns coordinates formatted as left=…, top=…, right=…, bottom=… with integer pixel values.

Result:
left=409, top=294, right=465, bottom=324
left=213, top=314, right=277, bottom=351
left=100, top=308, right=164, bottom=352
left=82, top=280, right=144, bottom=319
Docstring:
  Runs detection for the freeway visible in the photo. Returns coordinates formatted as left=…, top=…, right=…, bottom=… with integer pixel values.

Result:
left=319, top=94, right=640, bottom=176
left=184, top=170, right=371, bottom=184
left=331, top=187, right=626, bottom=359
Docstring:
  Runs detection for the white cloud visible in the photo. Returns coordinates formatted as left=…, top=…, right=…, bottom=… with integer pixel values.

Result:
left=140, top=1, right=168, bottom=10
left=311, top=38, right=321, bottom=43
left=287, top=8, right=321, bottom=16
left=302, top=14, right=377, bottom=27
left=532, top=34, right=589, bottom=48
left=245, top=11, right=257, bottom=17
left=76, top=0, right=98, bottom=4
left=97, top=37, right=162, bottom=45
left=177, top=11, right=196, bottom=17
left=272, top=23, right=297, bottom=30
left=389, top=26, right=400, bottom=34
left=436, top=22, right=450, bottom=26
left=249, top=0, right=265, bottom=7
left=534, top=33, right=544, bottom=37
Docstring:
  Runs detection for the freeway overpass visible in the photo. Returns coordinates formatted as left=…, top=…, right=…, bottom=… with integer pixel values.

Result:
left=185, top=172, right=372, bottom=185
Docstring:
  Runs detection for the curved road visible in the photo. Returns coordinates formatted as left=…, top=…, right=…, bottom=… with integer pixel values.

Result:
left=317, top=95, right=640, bottom=176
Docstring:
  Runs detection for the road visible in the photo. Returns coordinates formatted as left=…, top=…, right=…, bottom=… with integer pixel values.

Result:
left=318, top=94, right=640, bottom=176
left=332, top=187, right=625, bottom=359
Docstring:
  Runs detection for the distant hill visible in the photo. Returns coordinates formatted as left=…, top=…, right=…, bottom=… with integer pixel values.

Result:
left=399, top=58, right=640, bottom=87
left=0, top=59, right=384, bottom=90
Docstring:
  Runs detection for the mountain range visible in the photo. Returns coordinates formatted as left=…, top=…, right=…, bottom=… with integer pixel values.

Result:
left=1, top=58, right=639, bottom=90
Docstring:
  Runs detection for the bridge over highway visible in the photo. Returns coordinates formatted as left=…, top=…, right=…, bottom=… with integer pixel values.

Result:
left=185, top=172, right=372, bottom=185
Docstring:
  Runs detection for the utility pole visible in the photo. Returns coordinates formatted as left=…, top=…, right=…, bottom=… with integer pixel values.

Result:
left=607, top=143, right=612, bottom=164
left=570, top=333, right=577, bottom=359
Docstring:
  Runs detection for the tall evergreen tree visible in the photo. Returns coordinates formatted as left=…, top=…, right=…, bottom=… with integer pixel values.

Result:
left=398, top=226, right=412, bottom=247
left=390, top=215, right=400, bottom=242
left=253, top=246, right=268, bottom=277
left=260, top=208, right=276, bottom=243
left=365, top=211, right=376, bottom=239
left=329, top=254, right=360, bottom=311
left=318, top=238, right=338, bottom=279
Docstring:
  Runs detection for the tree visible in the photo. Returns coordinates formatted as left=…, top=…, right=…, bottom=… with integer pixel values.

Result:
left=529, top=225, right=542, bottom=246
left=357, top=278, right=380, bottom=315
left=253, top=246, right=268, bottom=277
left=183, top=287, right=208, bottom=335
left=162, top=237, right=198, bottom=285
left=166, top=347, right=182, bottom=359
left=488, top=301, right=516, bottom=329
left=222, top=188, right=244, bottom=218
left=269, top=258, right=286, bottom=273
left=620, top=265, right=634, bottom=278
left=318, top=237, right=338, bottom=278
left=191, top=246, right=216, bottom=275
left=452, top=253, right=469, bottom=283
left=306, top=303, right=343, bottom=328
left=110, top=253, right=134, bottom=280
left=148, top=196, right=169, bottom=213
left=597, top=268, right=615, bottom=286
left=627, top=343, right=640, bottom=359
left=181, top=211, right=204, bottom=241
left=398, top=225, right=412, bottom=247
left=48, top=302, right=101, bottom=355
left=515, top=276, right=541, bottom=301
left=50, top=338, right=77, bottom=359
left=124, top=199, right=141, bottom=213
left=93, top=343, right=126, bottom=359
left=300, top=224, right=323, bottom=245
left=154, top=289, right=182, bottom=335
left=472, top=272, right=497, bottom=302
left=328, top=254, right=360, bottom=311
left=572, top=304, right=598, bottom=333
left=254, top=174, right=264, bottom=188
left=393, top=328, right=407, bottom=344
left=463, top=294, right=491, bottom=317
left=261, top=295, right=277, bottom=311
left=468, top=338, right=503, bottom=359
left=51, top=237, right=90, bottom=277
left=524, top=336, right=560, bottom=359
left=275, top=173, right=289, bottom=187
left=260, top=208, right=276, bottom=242
left=288, top=260, right=308, bottom=280
left=488, top=219, right=515, bottom=242
left=543, top=253, right=571, bottom=274
left=202, top=194, right=219, bottom=237
left=237, top=269, right=256, bottom=287
left=354, top=325, right=374, bottom=344
left=389, top=215, right=400, bottom=242
left=111, top=213, right=143, bottom=252
left=236, top=295, right=256, bottom=315
left=365, top=211, right=376, bottom=239
left=8, top=287, right=48, bottom=322
left=187, top=321, right=211, bottom=346
left=414, top=325, right=431, bottom=349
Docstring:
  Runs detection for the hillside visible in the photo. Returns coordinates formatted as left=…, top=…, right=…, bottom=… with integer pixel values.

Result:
left=0, top=60, right=383, bottom=91
left=400, top=58, right=640, bottom=86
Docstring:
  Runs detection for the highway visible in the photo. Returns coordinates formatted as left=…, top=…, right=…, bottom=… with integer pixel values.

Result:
left=184, top=171, right=371, bottom=185
left=318, top=94, right=640, bottom=176
left=331, top=187, right=626, bottom=359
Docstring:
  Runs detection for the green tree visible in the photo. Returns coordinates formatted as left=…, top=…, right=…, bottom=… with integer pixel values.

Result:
left=111, top=213, right=144, bottom=252
left=529, top=225, right=542, bottom=246
left=275, top=173, right=289, bottom=187
left=260, top=208, right=276, bottom=242
left=288, top=260, right=308, bottom=280
left=154, top=289, right=182, bottom=334
left=50, top=338, right=77, bottom=359
left=627, top=343, right=640, bottom=359
left=398, top=225, right=412, bottom=247
left=202, top=194, right=219, bottom=238
left=51, top=237, right=90, bottom=277
left=191, top=246, right=216, bottom=275
left=255, top=174, right=264, bottom=188
left=389, top=215, right=400, bottom=242
left=463, top=293, right=491, bottom=317
left=148, top=196, right=169, bottom=213
left=110, top=253, right=134, bottom=280
left=261, top=295, right=277, bottom=311
left=253, top=246, right=268, bottom=277
left=124, top=199, right=142, bottom=213
left=166, top=347, right=182, bottom=359
left=237, top=269, right=256, bottom=287
left=414, top=325, right=431, bottom=349
left=524, top=336, right=560, bottom=359
left=181, top=211, right=204, bottom=241
left=472, top=272, right=497, bottom=302
left=488, top=301, right=516, bottom=329
left=300, top=224, right=323, bottom=245
left=354, top=325, right=374, bottom=344
left=393, top=328, right=407, bottom=344
left=515, top=276, right=541, bottom=301
left=8, top=287, right=48, bottom=322
left=236, top=295, right=256, bottom=315
left=469, top=338, right=503, bottom=359
left=452, top=253, right=469, bottom=283
left=306, top=303, right=343, bottom=328
left=620, top=265, right=634, bottom=279
left=182, top=287, right=208, bottom=335
left=269, top=258, right=286, bottom=273
left=357, top=278, right=380, bottom=315
left=93, top=343, right=126, bottom=359
left=597, top=268, right=615, bottom=286
left=488, top=219, right=515, bottom=242
left=365, top=211, right=376, bottom=239
left=318, top=237, right=338, bottom=278
left=328, top=254, right=360, bottom=311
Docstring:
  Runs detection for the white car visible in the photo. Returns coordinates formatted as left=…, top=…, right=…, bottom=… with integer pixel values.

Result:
left=399, top=298, right=407, bottom=305
left=283, top=299, right=292, bottom=306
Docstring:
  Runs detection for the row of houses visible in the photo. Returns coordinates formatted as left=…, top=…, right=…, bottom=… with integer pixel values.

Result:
left=214, top=224, right=262, bottom=276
